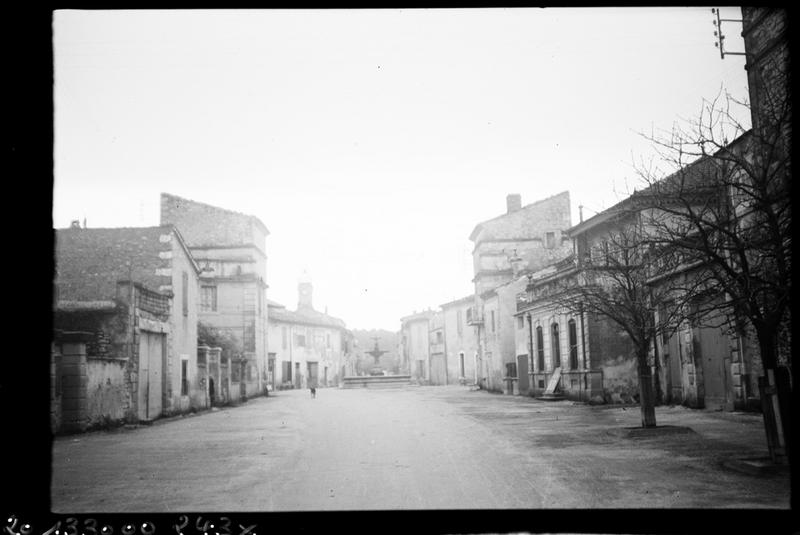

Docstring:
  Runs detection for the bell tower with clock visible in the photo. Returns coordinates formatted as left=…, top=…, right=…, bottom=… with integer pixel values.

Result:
left=298, top=271, right=313, bottom=310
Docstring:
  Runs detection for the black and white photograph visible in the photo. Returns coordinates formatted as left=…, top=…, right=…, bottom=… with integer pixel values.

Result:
left=10, top=6, right=793, bottom=532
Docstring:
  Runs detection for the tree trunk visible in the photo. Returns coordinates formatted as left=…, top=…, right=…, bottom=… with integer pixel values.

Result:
left=638, top=358, right=657, bottom=428
left=755, top=326, right=791, bottom=465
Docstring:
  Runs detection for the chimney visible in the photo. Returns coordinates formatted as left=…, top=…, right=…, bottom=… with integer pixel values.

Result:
left=506, top=194, right=522, bottom=213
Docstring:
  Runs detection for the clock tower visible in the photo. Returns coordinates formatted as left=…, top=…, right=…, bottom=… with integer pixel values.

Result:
left=298, top=271, right=313, bottom=310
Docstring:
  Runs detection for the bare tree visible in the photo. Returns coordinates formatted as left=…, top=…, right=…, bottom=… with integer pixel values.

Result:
left=634, top=89, right=791, bottom=460
left=557, top=213, right=700, bottom=428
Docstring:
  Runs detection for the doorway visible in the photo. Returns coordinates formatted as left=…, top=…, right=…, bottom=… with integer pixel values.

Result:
left=307, top=361, right=319, bottom=388
left=138, top=331, right=165, bottom=421
left=517, top=354, right=530, bottom=395
left=697, top=319, right=729, bottom=410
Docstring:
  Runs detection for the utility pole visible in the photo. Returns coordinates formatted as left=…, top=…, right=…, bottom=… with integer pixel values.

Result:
left=712, top=8, right=745, bottom=59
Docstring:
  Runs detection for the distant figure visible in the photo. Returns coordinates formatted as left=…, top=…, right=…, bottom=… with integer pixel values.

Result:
left=310, top=386, right=316, bottom=398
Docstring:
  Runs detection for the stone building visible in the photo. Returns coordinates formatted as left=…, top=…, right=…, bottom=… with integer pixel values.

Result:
left=741, top=8, right=790, bottom=145
left=160, top=193, right=269, bottom=401
left=440, top=295, right=478, bottom=385
left=542, top=146, right=759, bottom=410
left=740, top=7, right=792, bottom=372
left=399, top=310, right=434, bottom=383
left=468, top=192, right=573, bottom=393
left=267, top=277, right=351, bottom=389
left=513, top=247, right=636, bottom=404
left=53, top=224, right=203, bottom=432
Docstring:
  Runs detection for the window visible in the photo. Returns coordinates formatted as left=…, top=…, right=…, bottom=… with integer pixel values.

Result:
left=200, top=286, right=217, bottom=312
left=436, top=331, right=443, bottom=343
left=517, top=316, right=524, bottom=329
left=551, top=323, right=561, bottom=368
left=506, top=362, right=517, bottom=378
left=182, top=271, right=189, bottom=316
left=181, top=358, right=189, bottom=396
left=282, top=326, right=287, bottom=349
left=536, top=326, right=545, bottom=371
left=568, top=319, right=579, bottom=370
left=545, top=232, right=556, bottom=249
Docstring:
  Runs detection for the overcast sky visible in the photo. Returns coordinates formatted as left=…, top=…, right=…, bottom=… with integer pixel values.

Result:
left=53, top=8, right=749, bottom=331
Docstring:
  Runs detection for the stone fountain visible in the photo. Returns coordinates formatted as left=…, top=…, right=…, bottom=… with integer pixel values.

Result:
left=342, top=337, right=411, bottom=389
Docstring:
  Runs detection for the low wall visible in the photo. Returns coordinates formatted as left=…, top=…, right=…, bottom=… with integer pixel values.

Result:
left=86, top=357, right=128, bottom=426
left=342, top=375, right=412, bottom=389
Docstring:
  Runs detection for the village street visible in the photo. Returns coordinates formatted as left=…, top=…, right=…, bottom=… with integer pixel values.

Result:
left=51, top=385, right=789, bottom=512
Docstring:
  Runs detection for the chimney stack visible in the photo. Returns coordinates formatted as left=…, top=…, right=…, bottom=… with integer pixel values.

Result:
left=506, top=194, right=522, bottom=213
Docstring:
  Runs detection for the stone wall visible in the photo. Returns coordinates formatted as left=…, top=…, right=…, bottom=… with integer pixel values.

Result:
left=471, top=192, right=573, bottom=296
left=86, top=358, right=128, bottom=426
left=742, top=8, right=789, bottom=136
left=57, top=339, right=89, bottom=433
left=586, top=314, right=640, bottom=404
left=54, top=309, right=136, bottom=430
left=51, top=343, right=61, bottom=433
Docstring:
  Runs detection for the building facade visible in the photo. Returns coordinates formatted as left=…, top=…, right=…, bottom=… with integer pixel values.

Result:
left=53, top=224, right=203, bottom=431
left=468, top=192, right=573, bottom=393
left=514, top=256, right=623, bottom=403
left=399, top=310, right=434, bottom=383
left=428, top=310, right=447, bottom=385
left=160, top=192, right=269, bottom=401
left=440, top=296, right=478, bottom=385
left=267, top=278, right=350, bottom=389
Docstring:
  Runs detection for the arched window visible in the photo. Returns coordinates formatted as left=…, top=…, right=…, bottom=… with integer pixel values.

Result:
left=536, top=326, right=545, bottom=371
left=568, top=319, right=579, bottom=370
left=551, top=323, right=561, bottom=368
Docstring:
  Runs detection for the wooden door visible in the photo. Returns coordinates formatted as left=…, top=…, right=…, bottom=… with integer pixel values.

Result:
left=666, top=333, right=683, bottom=404
left=697, top=323, right=728, bottom=410
left=517, top=355, right=530, bottom=395
left=138, top=332, right=164, bottom=421
left=430, top=354, right=446, bottom=385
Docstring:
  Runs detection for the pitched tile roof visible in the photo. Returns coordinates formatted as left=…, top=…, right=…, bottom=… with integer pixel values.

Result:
left=568, top=131, right=752, bottom=236
left=55, top=226, right=174, bottom=302
left=268, top=303, right=347, bottom=329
